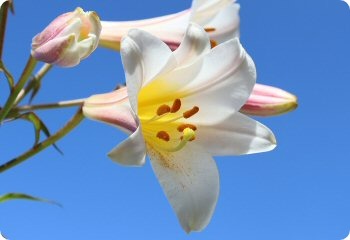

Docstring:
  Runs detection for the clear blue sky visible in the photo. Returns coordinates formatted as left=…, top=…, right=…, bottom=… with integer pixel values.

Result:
left=1, top=0, right=349, bottom=239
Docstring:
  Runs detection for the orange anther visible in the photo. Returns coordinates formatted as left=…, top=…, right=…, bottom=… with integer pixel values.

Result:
left=210, top=40, right=217, bottom=48
left=177, top=124, right=197, bottom=132
left=157, top=104, right=171, bottom=116
left=156, top=131, right=170, bottom=142
left=204, top=27, right=216, bottom=32
left=171, top=99, right=181, bottom=113
left=183, top=106, right=199, bottom=119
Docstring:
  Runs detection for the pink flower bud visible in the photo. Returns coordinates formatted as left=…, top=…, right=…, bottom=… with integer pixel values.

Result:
left=240, top=83, right=298, bottom=116
left=31, top=7, right=101, bottom=67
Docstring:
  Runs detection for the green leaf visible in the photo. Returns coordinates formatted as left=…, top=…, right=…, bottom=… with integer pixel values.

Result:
left=0, top=60, right=14, bottom=89
left=26, top=74, right=42, bottom=103
left=0, top=192, right=62, bottom=207
left=17, top=112, right=63, bottom=154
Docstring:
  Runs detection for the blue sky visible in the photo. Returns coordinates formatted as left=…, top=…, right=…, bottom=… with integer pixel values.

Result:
left=1, top=0, right=350, bottom=239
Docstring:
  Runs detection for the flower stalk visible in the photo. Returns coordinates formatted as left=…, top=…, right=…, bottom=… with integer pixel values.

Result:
left=0, top=108, right=84, bottom=173
left=0, top=0, right=12, bottom=59
left=15, top=98, right=85, bottom=112
left=0, top=55, right=37, bottom=122
left=15, top=63, right=53, bottom=104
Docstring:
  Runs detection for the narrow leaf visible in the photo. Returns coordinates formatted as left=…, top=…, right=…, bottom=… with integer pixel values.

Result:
left=0, top=60, right=14, bottom=89
left=0, top=192, right=62, bottom=207
left=26, top=74, right=42, bottom=103
left=17, top=112, right=63, bottom=154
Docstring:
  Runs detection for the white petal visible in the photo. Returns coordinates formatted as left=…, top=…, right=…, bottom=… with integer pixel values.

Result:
left=140, top=38, right=256, bottom=124
left=148, top=144, right=219, bottom=233
left=196, top=112, right=276, bottom=155
left=55, top=17, right=82, bottom=38
left=173, top=23, right=211, bottom=67
left=108, top=126, right=147, bottom=166
left=77, top=35, right=97, bottom=60
left=0, top=0, right=9, bottom=8
left=101, top=10, right=190, bottom=49
left=121, top=29, right=177, bottom=113
left=177, top=38, right=255, bottom=124
left=190, top=0, right=233, bottom=24
left=205, top=3, right=240, bottom=42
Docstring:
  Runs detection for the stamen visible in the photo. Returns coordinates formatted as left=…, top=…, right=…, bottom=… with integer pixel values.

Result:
left=183, top=106, right=199, bottom=119
left=205, top=27, right=216, bottom=32
left=170, top=99, right=181, bottom=113
left=156, top=131, right=170, bottom=142
left=163, top=128, right=196, bottom=152
left=210, top=40, right=218, bottom=48
left=157, top=104, right=171, bottom=116
left=177, top=124, right=197, bottom=132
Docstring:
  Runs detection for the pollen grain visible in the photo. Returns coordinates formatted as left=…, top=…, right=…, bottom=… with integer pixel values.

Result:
left=183, top=106, right=199, bottom=119
left=156, top=131, right=170, bottom=142
left=171, top=99, right=182, bottom=113
left=157, top=104, right=171, bottom=116
left=205, top=27, right=216, bottom=32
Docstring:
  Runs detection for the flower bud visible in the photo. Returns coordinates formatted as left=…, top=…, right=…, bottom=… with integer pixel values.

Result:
left=240, top=84, right=298, bottom=116
left=31, top=7, right=101, bottom=67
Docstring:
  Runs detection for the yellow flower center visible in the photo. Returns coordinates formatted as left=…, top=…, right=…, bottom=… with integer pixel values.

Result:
left=138, top=96, right=199, bottom=152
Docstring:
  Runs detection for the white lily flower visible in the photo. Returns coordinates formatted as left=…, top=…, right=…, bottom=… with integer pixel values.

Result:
left=99, top=0, right=239, bottom=50
left=83, top=23, right=276, bottom=232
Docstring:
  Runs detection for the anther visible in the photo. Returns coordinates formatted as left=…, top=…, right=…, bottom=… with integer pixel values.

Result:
left=156, top=131, right=170, bottom=142
left=183, top=106, right=199, bottom=119
left=177, top=124, right=197, bottom=132
left=205, top=27, right=216, bottom=32
left=157, top=104, right=171, bottom=116
left=210, top=40, right=217, bottom=48
left=170, top=99, right=181, bottom=113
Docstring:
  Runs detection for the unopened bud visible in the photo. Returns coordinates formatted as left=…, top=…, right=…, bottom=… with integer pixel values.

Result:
left=31, top=7, right=101, bottom=67
left=241, top=84, right=298, bottom=116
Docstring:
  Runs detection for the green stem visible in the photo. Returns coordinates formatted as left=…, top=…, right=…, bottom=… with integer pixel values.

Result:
left=0, top=55, right=37, bottom=122
left=34, top=63, right=52, bottom=81
left=0, top=1, right=10, bottom=59
left=15, top=63, right=52, bottom=104
left=0, top=108, right=84, bottom=173
left=15, top=98, right=85, bottom=112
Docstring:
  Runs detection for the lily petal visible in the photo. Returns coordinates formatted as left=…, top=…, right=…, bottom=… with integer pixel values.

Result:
left=83, top=88, right=137, bottom=134
left=180, top=38, right=255, bottom=122
left=200, top=3, right=240, bottom=43
left=148, top=143, right=219, bottom=233
left=190, top=0, right=234, bottom=24
left=196, top=112, right=276, bottom=155
left=99, top=0, right=240, bottom=51
left=139, top=37, right=255, bottom=124
left=173, top=23, right=211, bottom=67
left=120, top=29, right=177, bottom=112
left=108, top=126, right=146, bottom=166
